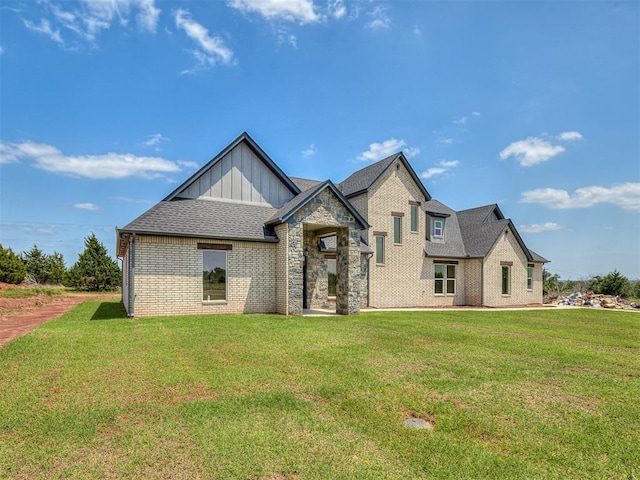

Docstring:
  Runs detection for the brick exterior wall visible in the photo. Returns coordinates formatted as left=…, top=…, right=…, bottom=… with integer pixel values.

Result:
left=132, top=235, right=277, bottom=317
left=482, top=227, right=530, bottom=307
left=526, top=263, right=544, bottom=305
left=367, top=159, right=429, bottom=308
left=464, top=258, right=483, bottom=306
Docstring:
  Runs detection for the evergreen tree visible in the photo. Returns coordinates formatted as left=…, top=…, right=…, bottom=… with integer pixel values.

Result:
left=23, top=244, right=48, bottom=284
left=589, top=270, right=630, bottom=297
left=0, top=244, right=27, bottom=284
left=44, top=252, right=66, bottom=285
left=67, top=233, right=121, bottom=291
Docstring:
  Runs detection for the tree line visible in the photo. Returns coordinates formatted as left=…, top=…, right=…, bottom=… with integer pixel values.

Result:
left=0, top=233, right=120, bottom=291
left=544, top=268, right=640, bottom=299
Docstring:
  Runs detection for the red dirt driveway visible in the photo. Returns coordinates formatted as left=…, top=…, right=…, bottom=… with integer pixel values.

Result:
left=0, top=291, right=119, bottom=347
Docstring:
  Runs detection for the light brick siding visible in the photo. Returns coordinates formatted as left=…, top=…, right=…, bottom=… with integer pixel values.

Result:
left=422, top=259, right=468, bottom=307
left=132, top=235, right=277, bottom=317
left=526, top=263, right=544, bottom=305
left=367, top=160, right=428, bottom=308
left=482, top=228, right=530, bottom=306
left=464, top=258, right=483, bottom=306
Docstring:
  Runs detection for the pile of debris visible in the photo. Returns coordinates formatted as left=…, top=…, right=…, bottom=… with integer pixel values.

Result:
left=557, top=292, right=640, bottom=310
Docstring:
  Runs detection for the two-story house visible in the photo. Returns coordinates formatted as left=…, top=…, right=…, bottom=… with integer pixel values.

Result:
left=117, top=132, right=547, bottom=317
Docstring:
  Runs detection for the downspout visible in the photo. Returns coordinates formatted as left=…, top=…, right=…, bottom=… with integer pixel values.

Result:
left=129, top=233, right=136, bottom=318
left=365, top=253, right=373, bottom=308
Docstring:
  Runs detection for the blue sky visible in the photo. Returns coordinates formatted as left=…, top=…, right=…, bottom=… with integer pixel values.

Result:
left=1, top=0, right=638, bottom=280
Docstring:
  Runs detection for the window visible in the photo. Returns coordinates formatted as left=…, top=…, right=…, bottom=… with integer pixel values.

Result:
left=501, top=265, right=511, bottom=295
left=410, top=205, right=418, bottom=233
left=203, top=250, right=227, bottom=301
left=527, top=265, right=534, bottom=290
left=433, top=219, right=444, bottom=238
left=327, top=258, right=337, bottom=296
left=446, top=264, right=456, bottom=294
left=375, top=235, right=385, bottom=264
left=393, top=215, right=402, bottom=244
left=434, top=262, right=456, bottom=295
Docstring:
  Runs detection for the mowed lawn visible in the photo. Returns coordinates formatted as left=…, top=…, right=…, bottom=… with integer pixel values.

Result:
left=0, top=303, right=638, bottom=479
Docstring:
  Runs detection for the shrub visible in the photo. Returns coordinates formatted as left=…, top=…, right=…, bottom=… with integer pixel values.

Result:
left=589, top=270, right=630, bottom=297
left=0, top=244, right=27, bottom=284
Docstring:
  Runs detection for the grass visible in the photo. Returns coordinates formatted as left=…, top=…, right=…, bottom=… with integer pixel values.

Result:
left=0, top=304, right=638, bottom=479
left=0, top=286, right=64, bottom=299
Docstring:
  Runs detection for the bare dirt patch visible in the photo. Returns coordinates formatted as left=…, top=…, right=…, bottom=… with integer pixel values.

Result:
left=0, top=283, right=118, bottom=347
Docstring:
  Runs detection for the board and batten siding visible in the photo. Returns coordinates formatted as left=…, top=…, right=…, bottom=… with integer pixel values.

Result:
left=176, top=142, right=294, bottom=208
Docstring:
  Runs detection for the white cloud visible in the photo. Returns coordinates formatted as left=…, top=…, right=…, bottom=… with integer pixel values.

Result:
left=367, top=5, right=390, bottom=29
left=438, top=160, right=459, bottom=168
left=452, top=116, right=467, bottom=125
left=302, top=144, right=317, bottom=158
left=23, top=18, right=63, bottom=44
left=24, top=0, right=160, bottom=46
left=357, top=138, right=417, bottom=162
left=558, top=131, right=583, bottom=141
left=74, top=202, right=99, bottom=211
left=328, top=0, right=346, bottom=19
left=472, top=111, right=481, bottom=117
left=142, top=133, right=170, bottom=150
left=412, top=25, right=421, bottom=36
left=275, top=28, right=297, bottom=48
left=499, top=137, right=565, bottom=167
left=518, top=222, right=563, bottom=233
left=0, top=141, right=192, bottom=179
left=174, top=8, right=234, bottom=74
left=0, top=46, right=4, bottom=54
left=421, top=167, right=447, bottom=179
left=228, top=0, right=320, bottom=24
left=438, top=138, right=453, bottom=145
left=420, top=159, right=460, bottom=179
left=521, top=183, right=640, bottom=211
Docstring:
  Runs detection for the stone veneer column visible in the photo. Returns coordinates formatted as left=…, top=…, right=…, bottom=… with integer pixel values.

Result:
left=303, top=233, right=329, bottom=309
left=287, top=222, right=304, bottom=315
left=336, top=227, right=361, bottom=315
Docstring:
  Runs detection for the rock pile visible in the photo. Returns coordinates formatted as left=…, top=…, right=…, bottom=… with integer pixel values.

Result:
left=557, top=292, right=640, bottom=310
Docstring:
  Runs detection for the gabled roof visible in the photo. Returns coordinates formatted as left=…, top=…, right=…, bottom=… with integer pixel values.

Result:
left=266, top=180, right=369, bottom=230
left=338, top=152, right=432, bottom=201
left=289, top=176, right=323, bottom=192
left=118, top=199, right=278, bottom=247
left=423, top=199, right=467, bottom=258
left=163, top=132, right=301, bottom=202
left=528, top=249, right=549, bottom=263
left=424, top=202, right=542, bottom=263
left=456, top=204, right=534, bottom=262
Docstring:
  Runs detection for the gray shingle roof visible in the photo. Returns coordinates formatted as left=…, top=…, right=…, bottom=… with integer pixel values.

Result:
left=266, top=180, right=369, bottom=230
left=423, top=200, right=467, bottom=258
left=528, top=249, right=549, bottom=263
left=120, top=199, right=278, bottom=242
left=338, top=154, right=399, bottom=197
left=289, top=177, right=323, bottom=191
left=339, top=152, right=432, bottom=201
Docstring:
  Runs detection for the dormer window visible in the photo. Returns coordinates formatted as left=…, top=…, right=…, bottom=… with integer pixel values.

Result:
left=433, top=219, right=444, bottom=238
left=426, top=211, right=450, bottom=242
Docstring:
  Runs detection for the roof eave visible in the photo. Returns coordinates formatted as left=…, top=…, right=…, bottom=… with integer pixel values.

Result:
left=116, top=228, right=279, bottom=243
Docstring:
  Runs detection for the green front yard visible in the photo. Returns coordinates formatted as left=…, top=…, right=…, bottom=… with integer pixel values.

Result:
left=0, top=303, right=638, bottom=479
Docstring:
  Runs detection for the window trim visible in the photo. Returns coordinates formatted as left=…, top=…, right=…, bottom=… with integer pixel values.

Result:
left=527, top=264, right=534, bottom=291
left=432, top=219, right=444, bottom=239
left=375, top=235, right=385, bottom=265
left=202, top=249, right=228, bottom=303
left=410, top=204, right=418, bottom=233
left=434, top=261, right=456, bottom=296
left=393, top=215, right=402, bottom=244
left=501, top=265, right=511, bottom=296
